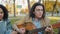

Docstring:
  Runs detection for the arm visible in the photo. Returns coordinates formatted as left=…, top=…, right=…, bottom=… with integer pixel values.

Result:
left=6, top=19, right=17, bottom=34
left=45, top=18, right=54, bottom=34
left=6, top=20, right=13, bottom=34
left=12, top=19, right=25, bottom=33
left=13, top=23, right=20, bottom=32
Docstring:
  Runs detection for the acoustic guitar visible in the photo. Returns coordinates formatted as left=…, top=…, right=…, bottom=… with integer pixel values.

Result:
left=17, top=22, right=60, bottom=34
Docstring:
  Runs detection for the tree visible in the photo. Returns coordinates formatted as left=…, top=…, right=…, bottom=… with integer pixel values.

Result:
left=27, top=0, right=30, bottom=12
left=38, top=0, right=41, bottom=3
left=13, top=0, right=16, bottom=17
left=52, top=0, right=57, bottom=16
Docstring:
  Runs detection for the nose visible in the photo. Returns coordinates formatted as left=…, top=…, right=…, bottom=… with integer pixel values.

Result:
left=0, top=13, right=2, bottom=16
left=38, top=11, right=42, bottom=14
left=0, top=14, right=2, bottom=15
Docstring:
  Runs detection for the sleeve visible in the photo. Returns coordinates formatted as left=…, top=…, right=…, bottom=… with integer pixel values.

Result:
left=6, top=19, right=13, bottom=34
left=45, top=17, right=51, bottom=26
left=12, top=17, right=26, bottom=32
left=45, top=18, right=54, bottom=33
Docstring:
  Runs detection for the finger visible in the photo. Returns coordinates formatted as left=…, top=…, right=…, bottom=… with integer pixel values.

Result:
left=12, top=31, right=17, bottom=34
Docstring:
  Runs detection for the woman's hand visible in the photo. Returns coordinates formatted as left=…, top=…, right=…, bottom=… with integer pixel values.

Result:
left=12, top=31, right=17, bottom=34
left=45, top=26, right=53, bottom=32
left=32, top=25, right=37, bottom=29
left=19, top=27, right=26, bottom=34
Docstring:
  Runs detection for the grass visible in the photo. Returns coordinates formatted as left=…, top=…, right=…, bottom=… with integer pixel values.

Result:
left=48, top=16, right=60, bottom=20
left=9, top=16, right=26, bottom=24
left=48, top=16, right=60, bottom=34
left=10, top=18, right=19, bottom=24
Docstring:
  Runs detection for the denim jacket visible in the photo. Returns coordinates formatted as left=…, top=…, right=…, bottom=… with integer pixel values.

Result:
left=0, top=19, right=13, bottom=34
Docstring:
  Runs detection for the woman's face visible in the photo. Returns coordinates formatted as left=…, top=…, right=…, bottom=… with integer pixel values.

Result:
left=0, top=8, right=4, bottom=20
left=34, top=5, right=43, bottom=19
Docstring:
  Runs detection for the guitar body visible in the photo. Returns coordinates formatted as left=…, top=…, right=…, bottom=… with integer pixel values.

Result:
left=25, top=22, right=38, bottom=34
left=17, top=21, right=60, bottom=34
left=17, top=22, right=38, bottom=34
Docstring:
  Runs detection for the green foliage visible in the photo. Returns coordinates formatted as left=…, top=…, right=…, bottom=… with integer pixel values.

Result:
left=49, top=17, right=60, bottom=34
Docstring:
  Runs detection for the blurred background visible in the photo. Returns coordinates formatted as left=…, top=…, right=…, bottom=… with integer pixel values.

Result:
left=0, top=0, right=60, bottom=34
left=0, top=0, right=60, bottom=17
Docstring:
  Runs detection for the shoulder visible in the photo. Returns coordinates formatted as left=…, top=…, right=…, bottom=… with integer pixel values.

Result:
left=3, top=19, right=11, bottom=25
left=14, top=15, right=29, bottom=25
left=44, top=17, right=50, bottom=23
left=4, top=19, right=10, bottom=23
left=43, top=17, right=51, bottom=26
left=14, top=18, right=25, bottom=25
left=14, top=16, right=32, bottom=25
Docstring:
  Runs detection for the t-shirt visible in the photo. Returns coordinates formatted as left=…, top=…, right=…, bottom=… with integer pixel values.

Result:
left=32, top=18, right=42, bottom=34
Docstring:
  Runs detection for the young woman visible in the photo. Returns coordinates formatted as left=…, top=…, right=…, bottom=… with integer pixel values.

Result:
left=0, top=5, right=17, bottom=34
left=29, top=2, right=54, bottom=34
left=13, top=2, right=54, bottom=34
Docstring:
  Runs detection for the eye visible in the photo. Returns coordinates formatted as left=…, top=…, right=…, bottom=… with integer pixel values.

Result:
left=36, top=9, right=43, bottom=12
left=0, top=12, right=4, bottom=14
left=40, top=9, right=43, bottom=11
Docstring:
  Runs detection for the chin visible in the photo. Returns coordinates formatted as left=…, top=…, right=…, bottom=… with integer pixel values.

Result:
left=38, top=16, right=42, bottom=19
left=0, top=18, right=3, bottom=20
left=39, top=16, right=42, bottom=18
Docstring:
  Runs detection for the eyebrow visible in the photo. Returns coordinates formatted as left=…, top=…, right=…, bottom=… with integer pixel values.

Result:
left=36, top=9, right=43, bottom=10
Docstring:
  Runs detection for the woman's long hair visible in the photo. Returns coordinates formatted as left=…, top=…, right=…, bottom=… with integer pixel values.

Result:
left=0, top=5, right=8, bottom=20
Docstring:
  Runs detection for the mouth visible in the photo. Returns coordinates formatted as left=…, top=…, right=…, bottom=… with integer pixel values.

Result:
left=39, top=15, right=42, bottom=17
left=0, top=16, right=3, bottom=18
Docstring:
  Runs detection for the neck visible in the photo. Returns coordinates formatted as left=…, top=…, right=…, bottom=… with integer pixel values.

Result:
left=21, top=33, right=25, bottom=34
left=22, top=33, right=23, bottom=34
left=0, top=19, right=2, bottom=21
left=34, top=17, right=40, bottom=21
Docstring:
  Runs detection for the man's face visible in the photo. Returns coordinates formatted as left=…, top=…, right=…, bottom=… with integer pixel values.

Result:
left=34, top=5, right=43, bottom=18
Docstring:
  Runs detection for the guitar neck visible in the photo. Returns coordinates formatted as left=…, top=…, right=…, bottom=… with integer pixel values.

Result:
left=29, top=22, right=60, bottom=34
left=29, top=27, right=46, bottom=34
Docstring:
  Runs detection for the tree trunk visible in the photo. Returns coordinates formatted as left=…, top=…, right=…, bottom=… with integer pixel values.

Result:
left=27, top=0, right=30, bottom=12
left=52, top=0, right=57, bottom=16
left=38, top=0, right=41, bottom=3
left=13, top=0, right=16, bottom=17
